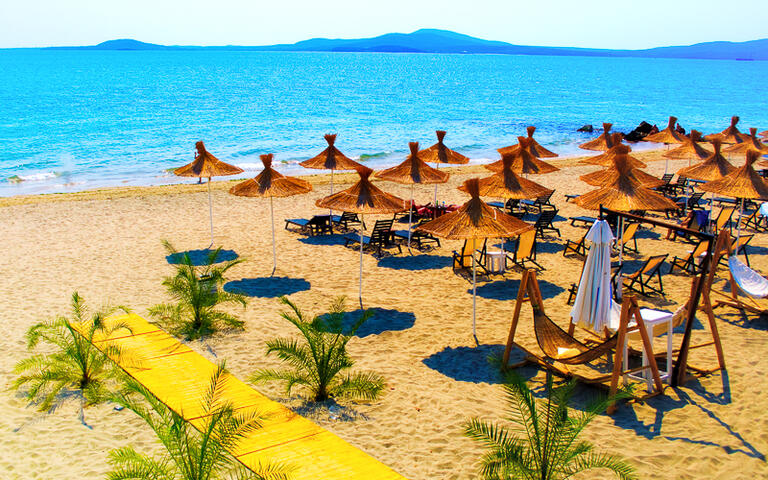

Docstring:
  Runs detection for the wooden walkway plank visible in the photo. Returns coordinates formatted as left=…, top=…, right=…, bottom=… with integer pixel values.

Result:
left=77, top=314, right=407, bottom=480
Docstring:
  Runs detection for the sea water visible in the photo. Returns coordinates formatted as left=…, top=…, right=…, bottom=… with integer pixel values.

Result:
left=0, top=50, right=766, bottom=196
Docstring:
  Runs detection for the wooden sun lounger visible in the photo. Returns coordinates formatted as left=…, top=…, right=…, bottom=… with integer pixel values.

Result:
left=570, top=216, right=596, bottom=227
left=285, top=215, right=332, bottom=236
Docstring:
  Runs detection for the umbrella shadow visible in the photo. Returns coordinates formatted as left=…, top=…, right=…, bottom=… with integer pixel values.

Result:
left=317, top=307, right=416, bottom=337
left=377, top=254, right=452, bottom=271
left=636, top=229, right=661, bottom=240
left=224, top=277, right=311, bottom=298
left=422, top=344, right=507, bottom=384
left=166, top=249, right=239, bottom=265
left=473, top=278, right=564, bottom=301
left=296, top=233, right=349, bottom=246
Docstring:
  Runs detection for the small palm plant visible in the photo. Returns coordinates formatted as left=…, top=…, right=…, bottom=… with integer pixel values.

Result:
left=251, top=296, right=385, bottom=403
left=463, top=373, right=637, bottom=480
left=150, top=240, right=247, bottom=340
left=108, top=363, right=291, bottom=480
left=13, top=291, right=131, bottom=415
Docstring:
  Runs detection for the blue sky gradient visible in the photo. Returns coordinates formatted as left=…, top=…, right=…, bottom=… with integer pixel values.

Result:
left=2, top=0, right=766, bottom=49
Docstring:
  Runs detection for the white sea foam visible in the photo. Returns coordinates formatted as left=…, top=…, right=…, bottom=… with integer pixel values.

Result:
left=6, top=171, right=61, bottom=183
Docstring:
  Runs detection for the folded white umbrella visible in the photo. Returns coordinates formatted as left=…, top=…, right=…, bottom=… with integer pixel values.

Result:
left=571, top=220, right=616, bottom=332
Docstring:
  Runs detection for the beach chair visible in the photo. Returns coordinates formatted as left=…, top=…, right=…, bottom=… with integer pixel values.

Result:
left=614, top=222, right=639, bottom=255
left=670, top=175, right=690, bottom=196
left=741, top=209, right=767, bottom=233
left=331, top=211, right=365, bottom=230
left=570, top=216, right=597, bottom=228
left=509, top=229, right=543, bottom=271
left=452, top=238, right=489, bottom=274
left=533, top=209, right=560, bottom=238
left=284, top=215, right=332, bottom=236
left=392, top=219, right=440, bottom=249
left=669, top=240, right=709, bottom=275
left=344, top=219, right=401, bottom=257
left=621, top=254, right=668, bottom=296
left=563, top=230, right=588, bottom=258
left=655, top=173, right=674, bottom=195
left=520, top=190, right=555, bottom=214
left=710, top=206, right=735, bottom=234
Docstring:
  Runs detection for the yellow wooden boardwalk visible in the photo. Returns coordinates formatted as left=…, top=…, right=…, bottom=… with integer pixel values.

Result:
left=85, top=314, right=406, bottom=480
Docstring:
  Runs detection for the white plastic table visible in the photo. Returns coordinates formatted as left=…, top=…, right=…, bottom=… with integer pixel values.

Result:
left=623, top=308, right=674, bottom=391
left=485, top=250, right=506, bottom=273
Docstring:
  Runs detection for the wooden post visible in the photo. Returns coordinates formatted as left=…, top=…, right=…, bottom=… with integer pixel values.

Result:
left=502, top=269, right=531, bottom=368
left=629, top=297, right=664, bottom=393
left=607, top=300, right=631, bottom=415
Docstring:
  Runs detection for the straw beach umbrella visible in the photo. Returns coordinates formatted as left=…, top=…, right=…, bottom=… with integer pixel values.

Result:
left=644, top=116, right=685, bottom=145
left=677, top=139, right=736, bottom=181
left=699, top=150, right=768, bottom=251
left=416, top=178, right=532, bottom=341
left=300, top=134, right=362, bottom=224
left=498, top=126, right=559, bottom=158
left=418, top=130, right=470, bottom=205
left=485, top=138, right=559, bottom=174
left=759, top=130, right=768, bottom=139
left=459, top=155, right=553, bottom=200
left=316, top=165, right=405, bottom=308
left=580, top=163, right=664, bottom=189
left=581, top=141, right=647, bottom=169
left=375, top=142, right=449, bottom=249
left=664, top=130, right=712, bottom=162
left=229, top=154, right=312, bottom=275
left=579, top=123, right=619, bottom=152
left=723, top=128, right=768, bottom=156
left=174, top=141, right=244, bottom=247
left=705, top=116, right=747, bottom=144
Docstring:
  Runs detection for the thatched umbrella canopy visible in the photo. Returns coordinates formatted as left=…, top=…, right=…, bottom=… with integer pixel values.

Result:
left=645, top=116, right=684, bottom=144
left=698, top=150, right=768, bottom=201
left=579, top=123, right=619, bottom=151
left=375, top=142, right=449, bottom=248
left=174, top=141, right=244, bottom=247
left=418, top=130, right=469, bottom=205
left=760, top=130, right=768, bottom=138
left=705, top=116, right=746, bottom=144
left=300, top=134, right=363, bottom=224
left=580, top=164, right=664, bottom=189
left=575, top=155, right=678, bottom=212
left=459, top=155, right=553, bottom=200
left=316, top=165, right=405, bottom=308
left=723, top=128, right=768, bottom=155
left=230, top=154, right=312, bottom=275
left=664, top=130, right=712, bottom=161
left=580, top=140, right=647, bottom=168
left=485, top=138, right=559, bottom=174
left=498, top=126, right=559, bottom=158
left=416, top=178, right=532, bottom=340
left=676, top=139, right=736, bottom=182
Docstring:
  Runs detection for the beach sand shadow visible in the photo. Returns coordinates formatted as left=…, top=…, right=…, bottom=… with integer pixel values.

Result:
left=317, top=308, right=416, bottom=337
left=422, top=344, right=507, bottom=384
left=166, top=249, right=238, bottom=265
left=296, top=234, right=349, bottom=246
left=473, top=278, right=564, bottom=301
left=377, top=254, right=451, bottom=271
left=224, top=277, right=311, bottom=298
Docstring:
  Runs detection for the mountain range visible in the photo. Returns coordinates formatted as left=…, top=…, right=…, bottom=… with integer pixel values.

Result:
left=42, top=29, right=768, bottom=61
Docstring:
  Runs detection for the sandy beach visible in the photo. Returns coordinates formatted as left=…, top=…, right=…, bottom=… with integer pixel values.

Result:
left=1, top=149, right=767, bottom=479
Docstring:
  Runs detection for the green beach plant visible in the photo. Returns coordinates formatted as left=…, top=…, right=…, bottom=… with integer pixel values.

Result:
left=108, top=363, right=291, bottom=480
left=12, top=291, right=131, bottom=415
left=149, top=240, right=247, bottom=340
left=463, top=373, right=636, bottom=480
left=251, top=296, right=384, bottom=403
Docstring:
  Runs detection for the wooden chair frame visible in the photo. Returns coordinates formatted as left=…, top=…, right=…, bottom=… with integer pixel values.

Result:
left=509, top=229, right=543, bottom=271
left=563, top=230, right=588, bottom=258
left=622, top=254, right=668, bottom=296
left=533, top=209, right=561, bottom=238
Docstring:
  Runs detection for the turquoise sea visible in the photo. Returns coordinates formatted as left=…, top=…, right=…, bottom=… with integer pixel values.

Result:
left=0, top=50, right=766, bottom=196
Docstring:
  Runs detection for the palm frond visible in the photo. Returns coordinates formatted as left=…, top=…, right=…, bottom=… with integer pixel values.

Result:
left=332, top=371, right=385, bottom=401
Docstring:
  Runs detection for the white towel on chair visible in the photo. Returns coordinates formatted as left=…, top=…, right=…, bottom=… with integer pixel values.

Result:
left=729, top=256, right=768, bottom=299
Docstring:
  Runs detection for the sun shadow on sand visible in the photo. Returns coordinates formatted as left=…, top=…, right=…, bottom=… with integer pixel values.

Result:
left=472, top=278, right=565, bottom=301
left=296, top=234, right=349, bottom=246
left=377, top=254, right=452, bottom=271
left=423, top=344, right=507, bottom=384
left=224, top=277, right=310, bottom=298
left=166, top=249, right=239, bottom=265
left=317, top=308, right=416, bottom=337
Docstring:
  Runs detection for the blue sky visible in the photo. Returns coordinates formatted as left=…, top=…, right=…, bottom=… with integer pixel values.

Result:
left=2, top=0, right=766, bottom=49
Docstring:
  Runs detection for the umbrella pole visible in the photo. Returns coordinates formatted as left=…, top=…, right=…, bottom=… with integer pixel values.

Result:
left=207, top=177, right=214, bottom=248
left=735, top=199, right=743, bottom=256
left=472, top=249, right=478, bottom=345
left=270, top=196, right=276, bottom=276
left=329, top=170, right=335, bottom=233
left=359, top=214, right=364, bottom=310
left=407, top=184, right=414, bottom=253
left=433, top=162, right=440, bottom=206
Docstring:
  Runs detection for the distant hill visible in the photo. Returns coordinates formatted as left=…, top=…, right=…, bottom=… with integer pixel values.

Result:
left=43, top=29, right=768, bottom=61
